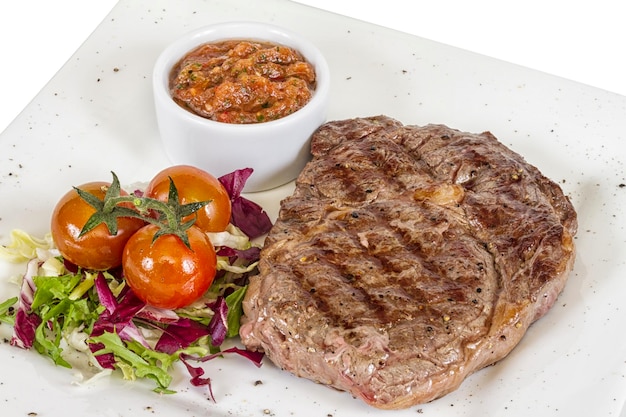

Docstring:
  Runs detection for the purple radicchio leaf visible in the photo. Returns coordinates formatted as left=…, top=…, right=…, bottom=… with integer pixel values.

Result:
left=179, top=353, right=216, bottom=401
left=154, top=318, right=212, bottom=355
left=62, top=258, right=79, bottom=274
left=94, top=272, right=118, bottom=314
left=216, top=245, right=261, bottom=263
left=89, top=273, right=148, bottom=368
left=11, top=258, right=42, bottom=349
left=218, top=167, right=251, bottom=197
left=218, top=168, right=273, bottom=239
left=182, top=346, right=264, bottom=366
left=136, top=305, right=180, bottom=324
left=179, top=347, right=264, bottom=401
left=11, top=310, right=42, bottom=349
left=207, top=297, right=228, bottom=347
left=156, top=294, right=243, bottom=355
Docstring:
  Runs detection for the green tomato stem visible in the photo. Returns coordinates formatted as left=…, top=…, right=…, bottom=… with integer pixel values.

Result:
left=77, top=171, right=210, bottom=249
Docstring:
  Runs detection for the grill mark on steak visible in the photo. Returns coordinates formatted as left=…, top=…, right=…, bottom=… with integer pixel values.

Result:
left=240, top=116, right=577, bottom=409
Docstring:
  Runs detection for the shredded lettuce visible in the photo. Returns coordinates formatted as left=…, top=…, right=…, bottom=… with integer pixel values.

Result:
left=90, top=332, right=176, bottom=393
left=208, top=223, right=252, bottom=248
left=0, top=229, right=57, bottom=262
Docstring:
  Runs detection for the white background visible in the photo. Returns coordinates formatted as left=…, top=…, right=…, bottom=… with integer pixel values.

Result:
left=0, top=0, right=624, bottom=134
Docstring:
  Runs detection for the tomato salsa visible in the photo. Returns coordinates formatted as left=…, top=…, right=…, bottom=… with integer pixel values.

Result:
left=169, top=39, right=316, bottom=124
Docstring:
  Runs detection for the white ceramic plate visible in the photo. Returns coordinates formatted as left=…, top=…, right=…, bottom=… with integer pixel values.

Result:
left=1, top=0, right=625, bottom=416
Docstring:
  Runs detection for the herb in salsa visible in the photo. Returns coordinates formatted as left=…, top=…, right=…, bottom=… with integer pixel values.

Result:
left=169, top=40, right=316, bottom=124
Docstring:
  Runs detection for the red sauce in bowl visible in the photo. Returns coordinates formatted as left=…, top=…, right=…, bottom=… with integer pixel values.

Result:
left=169, top=40, right=316, bottom=124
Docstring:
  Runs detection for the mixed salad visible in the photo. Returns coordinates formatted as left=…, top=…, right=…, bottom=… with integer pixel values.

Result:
left=0, top=166, right=272, bottom=399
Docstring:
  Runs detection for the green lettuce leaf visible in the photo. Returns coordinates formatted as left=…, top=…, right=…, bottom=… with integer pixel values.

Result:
left=0, top=296, right=17, bottom=325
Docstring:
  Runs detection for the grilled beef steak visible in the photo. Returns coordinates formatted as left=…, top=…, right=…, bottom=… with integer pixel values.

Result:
left=239, top=116, right=578, bottom=409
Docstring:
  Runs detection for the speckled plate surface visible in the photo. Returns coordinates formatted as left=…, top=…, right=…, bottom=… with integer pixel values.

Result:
left=1, top=0, right=625, bottom=416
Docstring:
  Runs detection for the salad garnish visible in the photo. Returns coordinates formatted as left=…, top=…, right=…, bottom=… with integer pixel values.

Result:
left=0, top=167, right=271, bottom=399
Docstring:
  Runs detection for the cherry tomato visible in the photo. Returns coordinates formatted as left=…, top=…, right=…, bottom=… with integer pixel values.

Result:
left=50, top=182, right=145, bottom=270
left=144, top=165, right=232, bottom=233
left=122, top=224, right=217, bottom=309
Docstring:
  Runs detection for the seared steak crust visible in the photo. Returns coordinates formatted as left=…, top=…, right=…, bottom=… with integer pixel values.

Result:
left=240, top=116, right=577, bottom=409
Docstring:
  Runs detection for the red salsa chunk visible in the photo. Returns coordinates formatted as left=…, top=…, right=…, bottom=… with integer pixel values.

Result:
left=169, top=40, right=316, bottom=124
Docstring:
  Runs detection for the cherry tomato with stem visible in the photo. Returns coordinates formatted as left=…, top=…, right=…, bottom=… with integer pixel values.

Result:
left=122, top=223, right=217, bottom=309
left=145, top=165, right=232, bottom=233
left=50, top=182, right=145, bottom=270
